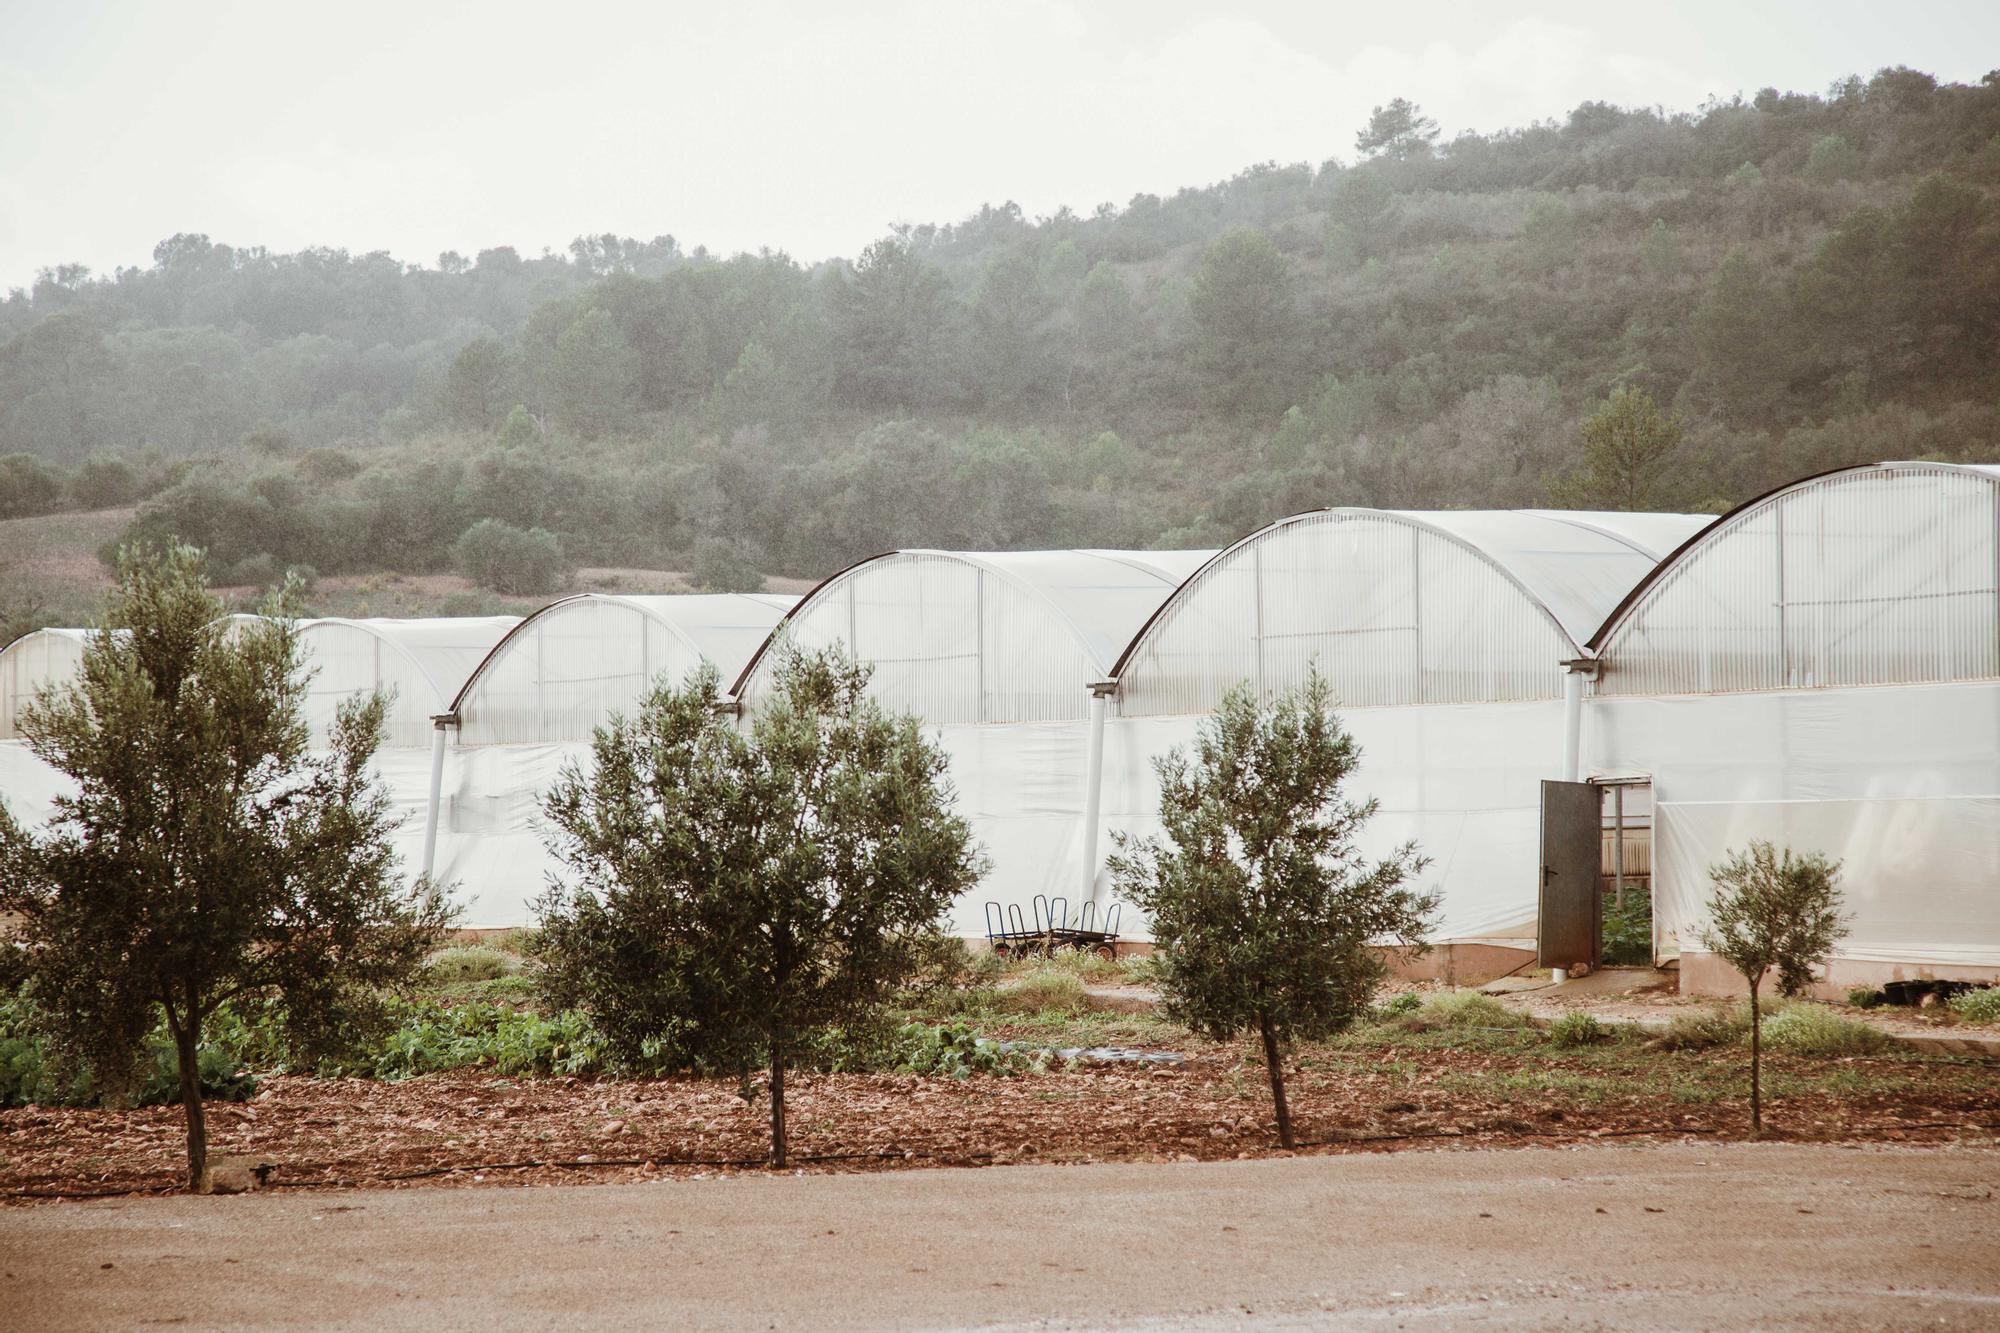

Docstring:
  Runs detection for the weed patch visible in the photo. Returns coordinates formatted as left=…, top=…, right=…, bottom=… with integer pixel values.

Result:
left=1949, top=987, right=2000, bottom=1025
left=1759, top=1006, right=1892, bottom=1057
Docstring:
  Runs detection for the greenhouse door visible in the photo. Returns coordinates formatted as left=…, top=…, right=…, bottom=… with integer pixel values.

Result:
left=1538, top=780, right=1600, bottom=970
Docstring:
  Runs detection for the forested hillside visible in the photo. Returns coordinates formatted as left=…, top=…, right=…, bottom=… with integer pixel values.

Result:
left=2, top=66, right=1997, bottom=629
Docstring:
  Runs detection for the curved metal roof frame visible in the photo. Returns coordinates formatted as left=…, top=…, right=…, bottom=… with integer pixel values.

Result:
left=1585, top=461, right=2000, bottom=651
left=1109, top=507, right=1707, bottom=679
left=300, top=616, right=520, bottom=717
left=729, top=548, right=1215, bottom=698
left=452, top=593, right=794, bottom=714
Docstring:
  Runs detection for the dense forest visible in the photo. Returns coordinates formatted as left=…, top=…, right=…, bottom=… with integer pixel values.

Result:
left=2, top=66, right=1998, bottom=620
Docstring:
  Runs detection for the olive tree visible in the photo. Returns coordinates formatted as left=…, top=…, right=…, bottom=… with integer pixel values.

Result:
left=535, top=647, right=983, bottom=1167
left=0, top=544, right=450, bottom=1189
left=1109, top=673, right=1435, bottom=1149
left=1700, top=841, right=1848, bottom=1134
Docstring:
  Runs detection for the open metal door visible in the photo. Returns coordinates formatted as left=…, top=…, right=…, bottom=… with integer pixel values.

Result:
left=1538, top=779, right=1600, bottom=970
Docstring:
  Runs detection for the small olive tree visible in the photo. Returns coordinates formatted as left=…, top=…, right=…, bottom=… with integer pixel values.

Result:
left=0, top=544, right=450, bottom=1188
left=1700, top=841, right=1848, bottom=1134
left=535, top=647, right=983, bottom=1167
left=1109, top=673, right=1436, bottom=1149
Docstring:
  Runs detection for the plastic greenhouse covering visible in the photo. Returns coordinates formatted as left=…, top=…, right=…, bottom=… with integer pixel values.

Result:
left=736, top=549, right=1215, bottom=723
left=3, top=469, right=1997, bottom=979
left=1588, top=463, right=2000, bottom=972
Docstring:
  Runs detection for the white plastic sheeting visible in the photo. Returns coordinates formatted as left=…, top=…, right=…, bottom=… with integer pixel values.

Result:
left=1594, top=463, right=2000, bottom=696
left=0, top=628, right=96, bottom=739
left=1116, top=510, right=1710, bottom=716
left=452, top=594, right=795, bottom=745
left=1097, top=705, right=1563, bottom=944
left=298, top=617, right=519, bottom=747
left=737, top=549, right=1214, bottom=723
left=1588, top=683, right=2000, bottom=969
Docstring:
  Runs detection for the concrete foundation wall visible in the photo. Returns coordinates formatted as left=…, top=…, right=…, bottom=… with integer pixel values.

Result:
left=1677, top=950, right=2000, bottom=1000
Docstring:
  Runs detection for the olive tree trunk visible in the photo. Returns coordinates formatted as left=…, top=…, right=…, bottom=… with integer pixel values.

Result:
left=173, top=1016, right=208, bottom=1189
left=1257, top=1010, right=1294, bottom=1149
left=1748, top=981, right=1762, bottom=1136
left=769, top=1038, right=788, bottom=1169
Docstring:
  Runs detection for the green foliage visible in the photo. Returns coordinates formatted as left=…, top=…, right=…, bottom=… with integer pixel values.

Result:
left=0, top=545, right=451, bottom=1184
left=1846, top=986, right=1884, bottom=1009
left=352, top=1000, right=608, bottom=1080
left=1948, top=987, right=2000, bottom=1024
left=1547, top=388, right=1690, bottom=511
left=1804, top=134, right=1861, bottom=182
left=1355, top=97, right=1440, bottom=161
left=1111, top=670, right=1435, bottom=1146
left=534, top=647, right=984, bottom=1165
left=889, top=1022, right=1040, bottom=1078
left=1602, top=889, right=1653, bottom=967
left=1759, top=1005, right=1891, bottom=1057
left=1379, top=992, right=1530, bottom=1034
left=1702, top=842, right=1849, bottom=999
left=423, top=946, right=521, bottom=985
left=452, top=518, right=569, bottom=595
left=1701, top=840, right=1846, bottom=1131
left=690, top=536, right=765, bottom=593
left=1656, top=1004, right=1755, bottom=1051
left=0, top=453, right=64, bottom=519
left=992, top=966, right=1090, bottom=1015
left=1545, top=1011, right=1613, bottom=1047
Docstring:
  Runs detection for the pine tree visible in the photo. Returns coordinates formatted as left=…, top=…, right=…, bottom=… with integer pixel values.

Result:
left=0, top=544, right=450, bottom=1189
left=1109, top=672, right=1436, bottom=1148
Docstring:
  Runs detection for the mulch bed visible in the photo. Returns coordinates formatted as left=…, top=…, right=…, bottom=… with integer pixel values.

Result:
left=7, top=1045, right=1998, bottom=1201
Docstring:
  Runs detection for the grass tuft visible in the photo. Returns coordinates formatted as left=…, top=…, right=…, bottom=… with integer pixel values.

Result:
left=1948, top=987, right=2000, bottom=1025
left=991, top=966, right=1091, bottom=1015
left=1758, top=1005, right=1892, bottom=1057
left=1384, top=991, right=1532, bottom=1033
left=1544, top=1012, right=1612, bottom=1047
left=424, top=946, right=521, bottom=986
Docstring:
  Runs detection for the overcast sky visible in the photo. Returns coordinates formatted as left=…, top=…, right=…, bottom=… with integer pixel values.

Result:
left=2, top=0, right=1994, bottom=290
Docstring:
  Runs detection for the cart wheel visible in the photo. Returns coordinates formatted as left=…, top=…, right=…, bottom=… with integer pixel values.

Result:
left=1094, top=944, right=1117, bottom=962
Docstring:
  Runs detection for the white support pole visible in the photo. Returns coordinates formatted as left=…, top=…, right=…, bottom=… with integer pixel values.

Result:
left=1561, top=667, right=1584, bottom=784
left=422, top=718, right=448, bottom=883
left=1080, top=690, right=1109, bottom=902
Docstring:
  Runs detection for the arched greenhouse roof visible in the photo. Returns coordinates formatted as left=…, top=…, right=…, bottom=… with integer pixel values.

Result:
left=449, top=593, right=796, bottom=745
left=732, top=548, right=1217, bottom=724
left=1113, top=508, right=1712, bottom=715
left=297, top=616, right=521, bottom=747
left=1589, top=461, right=2000, bottom=695
left=0, top=628, right=101, bottom=740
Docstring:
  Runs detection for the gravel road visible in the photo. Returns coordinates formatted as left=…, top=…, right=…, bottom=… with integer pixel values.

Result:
left=4, top=1141, right=1996, bottom=1330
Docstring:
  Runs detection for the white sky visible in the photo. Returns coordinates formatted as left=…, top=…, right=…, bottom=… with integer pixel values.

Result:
left=1, top=0, right=1995, bottom=290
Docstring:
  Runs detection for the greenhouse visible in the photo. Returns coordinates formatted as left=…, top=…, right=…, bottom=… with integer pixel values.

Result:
left=1099, top=509, right=1712, bottom=968
left=732, top=549, right=1214, bottom=936
left=1587, top=462, right=2000, bottom=990
left=425, top=593, right=796, bottom=926
left=296, top=616, right=521, bottom=748
left=0, top=627, right=98, bottom=741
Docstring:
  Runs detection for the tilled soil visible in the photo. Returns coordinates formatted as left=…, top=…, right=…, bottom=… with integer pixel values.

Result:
left=6, top=1043, right=1997, bottom=1199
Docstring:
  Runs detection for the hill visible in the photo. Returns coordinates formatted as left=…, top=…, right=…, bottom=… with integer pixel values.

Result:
left=1, top=66, right=1997, bottom=636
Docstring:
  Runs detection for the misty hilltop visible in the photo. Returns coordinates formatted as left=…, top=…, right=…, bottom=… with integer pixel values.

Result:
left=1, top=67, right=1997, bottom=628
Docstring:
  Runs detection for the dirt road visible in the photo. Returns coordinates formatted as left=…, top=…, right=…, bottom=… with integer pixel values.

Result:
left=4, top=1142, right=1996, bottom=1329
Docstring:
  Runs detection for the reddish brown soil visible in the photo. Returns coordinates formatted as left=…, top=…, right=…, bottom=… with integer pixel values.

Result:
left=7, top=1045, right=1995, bottom=1200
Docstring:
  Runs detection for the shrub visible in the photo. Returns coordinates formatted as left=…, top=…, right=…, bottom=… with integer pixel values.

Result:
left=1845, top=986, right=1883, bottom=1009
left=0, top=453, right=64, bottom=520
left=1655, top=1004, right=1752, bottom=1051
left=691, top=536, right=766, bottom=592
left=68, top=455, right=143, bottom=509
left=890, top=1022, right=1040, bottom=1077
left=992, top=965, right=1089, bottom=1014
left=1601, top=889, right=1652, bottom=967
left=424, top=945, right=520, bottom=985
left=1384, top=992, right=1531, bottom=1033
left=1948, top=987, right=2000, bottom=1024
left=1759, top=1005, right=1891, bottom=1057
left=1546, top=1012, right=1611, bottom=1047
left=349, top=1000, right=608, bottom=1080
left=453, top=518, right=568, bottom=595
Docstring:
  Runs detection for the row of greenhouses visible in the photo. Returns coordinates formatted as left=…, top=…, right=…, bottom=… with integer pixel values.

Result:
left=4, top=461, right=1996, bottom=993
